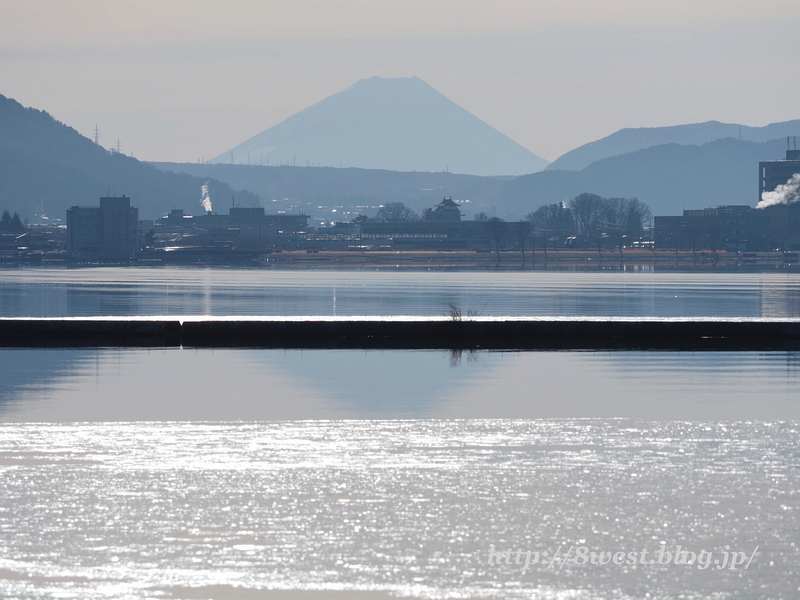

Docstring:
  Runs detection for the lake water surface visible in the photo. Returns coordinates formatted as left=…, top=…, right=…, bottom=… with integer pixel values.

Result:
left=1, top=268, right=799, bottom=599
left=1, top=419, right=798, bottom=599
left=1, top=267, right=800, bottom=318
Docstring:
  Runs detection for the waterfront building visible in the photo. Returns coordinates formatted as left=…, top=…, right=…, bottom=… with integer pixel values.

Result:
left=151, top=206, right=309, bottom=250
left=654, top=204, right=800, bottom=251
left=66, top=196, right=138, bottom=261
left=759, top=140, right=800, bottom=200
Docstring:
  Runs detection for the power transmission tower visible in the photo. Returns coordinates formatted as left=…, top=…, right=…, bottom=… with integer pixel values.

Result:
left=93, top=125, right=100, bottom=145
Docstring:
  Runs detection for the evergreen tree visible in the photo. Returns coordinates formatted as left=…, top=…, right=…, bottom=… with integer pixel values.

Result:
left=0, top=210, right=26, bottom=232
left=10, top=212, right=25, bottom=232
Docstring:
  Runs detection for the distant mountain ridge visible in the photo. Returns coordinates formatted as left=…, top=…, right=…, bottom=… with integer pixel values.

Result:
left=163, top=137, right=794, bottom=221
left=212, top=76, right=548, bottom=177
left=155, top=162, right=508, bottom=216
left=547, top=120, right=800, bottom=172
left=5, top=88, right=797, bottom=226
left=0, top=93, right=257, bottom=221
left=503, top=137, right=793, bottom=217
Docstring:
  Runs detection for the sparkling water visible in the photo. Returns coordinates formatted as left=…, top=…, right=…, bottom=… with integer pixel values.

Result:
left=1, top=268, right=799, bottom=599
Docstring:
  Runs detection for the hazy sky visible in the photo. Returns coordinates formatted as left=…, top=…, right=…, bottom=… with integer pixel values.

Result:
left=1, top=0, right=798, bottom=163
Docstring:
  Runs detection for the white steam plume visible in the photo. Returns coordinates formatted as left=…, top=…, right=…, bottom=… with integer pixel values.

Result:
left=200, top=183, right=213, bottom=212
left=757, top=173, right=800, bottom=209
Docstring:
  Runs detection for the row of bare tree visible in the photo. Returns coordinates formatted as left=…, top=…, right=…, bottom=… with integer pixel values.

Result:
left=475, top=194, right=652, bottom=267
left=368, top=195, right=652, bottom=268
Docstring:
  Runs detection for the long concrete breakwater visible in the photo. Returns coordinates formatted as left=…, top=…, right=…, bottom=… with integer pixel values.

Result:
left=2, top=317, right=800, bottom=350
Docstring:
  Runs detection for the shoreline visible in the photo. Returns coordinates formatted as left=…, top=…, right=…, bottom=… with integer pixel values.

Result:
left=3, top=249, right=800, bottom=271
left=134, top=248, right=800, bottom=270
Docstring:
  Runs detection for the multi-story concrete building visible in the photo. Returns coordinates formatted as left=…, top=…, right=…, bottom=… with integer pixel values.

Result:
left=194, top=207, right=308, bottom=235
left=759, top=139, right=800, bottom=200
left=151, top=206, right=309, bottom=250
left=654, top=206, right=767, bottom=251
left=652, top=145, right=800, bottom=251
left=654, top=204, right=800, bottom=251
left=66, top=196, right=139, bottom=261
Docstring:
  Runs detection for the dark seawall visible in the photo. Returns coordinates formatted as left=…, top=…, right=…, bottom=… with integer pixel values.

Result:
left=2, top=318, right=800, bottom=351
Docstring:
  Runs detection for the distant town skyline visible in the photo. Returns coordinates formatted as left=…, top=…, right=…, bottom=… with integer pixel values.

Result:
left=1, top=0, right=798, bottom=164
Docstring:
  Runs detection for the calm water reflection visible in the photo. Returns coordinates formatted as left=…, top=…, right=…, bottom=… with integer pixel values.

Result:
left=1, top=348, right=798, bottom=422
left=3, top=269, right=800, bottom=599
left=2, top=267, right=800, bottom=317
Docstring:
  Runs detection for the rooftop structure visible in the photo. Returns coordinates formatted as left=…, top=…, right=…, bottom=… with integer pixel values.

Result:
left=423, top=197, right=462, bottom=221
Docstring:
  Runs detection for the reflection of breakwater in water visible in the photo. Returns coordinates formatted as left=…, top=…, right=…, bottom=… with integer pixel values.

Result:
left=0, top=420, right=798, bottom=599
